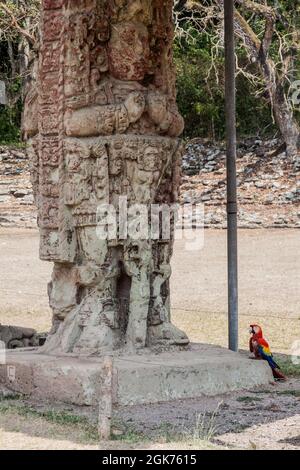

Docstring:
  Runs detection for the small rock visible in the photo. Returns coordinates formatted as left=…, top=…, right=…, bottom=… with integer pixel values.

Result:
left=255, top=182, right=266, bottom=189
left=12, top=190, right=28, bottom=198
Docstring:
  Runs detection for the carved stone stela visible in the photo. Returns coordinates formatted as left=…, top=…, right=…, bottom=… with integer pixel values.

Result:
left=24, top=0, right=189, bottom=354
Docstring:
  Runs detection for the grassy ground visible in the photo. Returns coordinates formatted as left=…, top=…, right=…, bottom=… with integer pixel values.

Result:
left=0, top=397, right=226, bottom=450
left=173, top=309, right=300, bottom=355
left=0, top=405, right=99, bottom=450
left=1, top=371, right=300, bottom=450
left=0, top=306, right=299, bottom=356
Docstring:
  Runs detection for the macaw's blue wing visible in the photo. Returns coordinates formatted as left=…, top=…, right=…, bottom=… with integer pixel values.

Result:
left=258, top=345, right=280, bottom=370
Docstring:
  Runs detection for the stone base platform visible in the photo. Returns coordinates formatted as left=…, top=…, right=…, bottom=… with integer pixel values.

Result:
left=0, top=344, right=273, bottom=406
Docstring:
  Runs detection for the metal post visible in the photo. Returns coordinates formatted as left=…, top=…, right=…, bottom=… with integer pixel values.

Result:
left=224, top=0, right=238, bottom=351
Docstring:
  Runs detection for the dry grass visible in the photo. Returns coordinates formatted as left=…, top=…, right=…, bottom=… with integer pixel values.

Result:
left=1, top=306, right=298, bottom=355
left=0, top=307, right=51, bottom=333
left=173, top=309, right=300, bottom=354
left=0, top=404, right=225, bottom=450
left=0, top=409, right=99, bottom=450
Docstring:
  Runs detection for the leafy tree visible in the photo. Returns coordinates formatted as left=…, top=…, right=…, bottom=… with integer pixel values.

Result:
left=0, top=0, right=39, bottom=143
left=174, top=0, right=300, bottom=153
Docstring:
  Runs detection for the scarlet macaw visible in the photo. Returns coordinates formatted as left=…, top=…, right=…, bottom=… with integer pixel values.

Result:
left=249, top=324, right=286, bottom=380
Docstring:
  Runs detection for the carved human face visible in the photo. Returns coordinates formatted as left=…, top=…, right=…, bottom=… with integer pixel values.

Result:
left=108, top=22, right=150, bottom=81
left=66, top=154, right=81, bottom=173
left=110, top=156, right=123, bottom=175
left=140, top=146, right=159, bottom=171
left=64, top=140, right=90, bottom=174
left=147, top=92, right=168, bottom=125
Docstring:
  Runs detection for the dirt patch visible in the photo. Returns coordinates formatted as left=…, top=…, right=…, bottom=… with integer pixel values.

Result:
left=1, top=378, right=300, bottom=450
left=114, top=378, right=300, bottom=450
left=0, top=227, right=299, bottom=353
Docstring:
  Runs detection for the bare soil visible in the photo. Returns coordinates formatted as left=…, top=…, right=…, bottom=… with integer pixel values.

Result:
left=1, top=378, right=300, bottom=450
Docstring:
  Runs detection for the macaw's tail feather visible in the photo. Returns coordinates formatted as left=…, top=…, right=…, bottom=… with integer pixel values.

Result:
left=272, top=368, right=286, bottom=381
left=266, top=355, right=280, bottom=371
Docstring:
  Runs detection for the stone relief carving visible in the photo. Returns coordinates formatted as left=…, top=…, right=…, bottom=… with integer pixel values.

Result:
left=24, top=0, right=189, bottom=355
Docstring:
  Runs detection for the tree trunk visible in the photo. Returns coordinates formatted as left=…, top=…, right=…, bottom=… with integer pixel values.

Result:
left=234, top=10, right=300, bottom=155
left=272, top=82, right=300, bottom=155
left=7, top=39, right=16, bottom=79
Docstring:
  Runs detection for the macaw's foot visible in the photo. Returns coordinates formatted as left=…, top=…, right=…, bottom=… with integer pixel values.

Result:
left=147, top=322, right=189, bottom=347
left=273, top=368, right=287, bottom=381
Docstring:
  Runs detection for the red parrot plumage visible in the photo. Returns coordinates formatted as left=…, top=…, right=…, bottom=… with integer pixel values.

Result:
left=249, top=324, right=286, bottom=381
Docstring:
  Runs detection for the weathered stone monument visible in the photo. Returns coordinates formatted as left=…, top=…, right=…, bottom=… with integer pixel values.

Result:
left=0, top=0, right=272, bottom=407
left=24, top=0, right=189, bottom=355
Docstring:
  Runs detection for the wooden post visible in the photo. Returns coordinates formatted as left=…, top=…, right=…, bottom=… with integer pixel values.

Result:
left=98, top=356, right=113, bottom=441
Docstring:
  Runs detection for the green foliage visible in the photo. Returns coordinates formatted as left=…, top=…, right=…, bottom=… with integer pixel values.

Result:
left=0, top=103, right=22, bottom=144
left=0, top=0, right=298, bottom=143
left=174, top=33, right=277, bottom=140
left=236, top=396, right=263, bottom=403
left=277, top=358, right=300, bottom=377
left=175, top=40, right=225, bottom=140
left=0, top=75, right=22, bottom=144
left=276, top=390, right=300, bottom=397
left=0, top=35, right=22, bottom=144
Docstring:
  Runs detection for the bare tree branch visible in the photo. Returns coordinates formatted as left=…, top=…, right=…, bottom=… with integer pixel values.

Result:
left=0, top=2, right=36, bottom=46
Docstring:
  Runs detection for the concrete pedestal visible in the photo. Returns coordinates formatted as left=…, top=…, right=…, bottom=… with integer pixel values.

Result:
left=0, top=344, right=273, bottom=406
